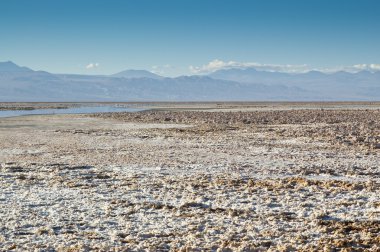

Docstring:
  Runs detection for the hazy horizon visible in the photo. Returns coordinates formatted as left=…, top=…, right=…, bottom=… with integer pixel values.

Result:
left=1, top=0, right=380, bottom=77
left=2, top=60, right=380, bottom=79
left=1, top=0, right=380, bottom=102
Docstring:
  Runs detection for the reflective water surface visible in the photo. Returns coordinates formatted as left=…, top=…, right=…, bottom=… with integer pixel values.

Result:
left=0, top=106, right=142, bottom=118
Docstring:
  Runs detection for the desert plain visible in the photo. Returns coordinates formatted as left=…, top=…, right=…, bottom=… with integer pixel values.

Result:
left=0, top=102, right=379, bottom=251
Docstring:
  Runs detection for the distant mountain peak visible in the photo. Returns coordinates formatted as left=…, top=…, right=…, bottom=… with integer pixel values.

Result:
left=0, top=61, right=33, bottom=72
left=1, top=62, right=380, bottom=101
left=306, top=70, right=324, bottom=74
left=111, top=69, right=162, bottom=79
left=209, top=67, right=289, bottom=83
left=300, top=70, right=326, bottom=77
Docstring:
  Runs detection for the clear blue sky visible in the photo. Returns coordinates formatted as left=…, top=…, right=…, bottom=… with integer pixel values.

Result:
left=1, top=0, right=379, bottom=76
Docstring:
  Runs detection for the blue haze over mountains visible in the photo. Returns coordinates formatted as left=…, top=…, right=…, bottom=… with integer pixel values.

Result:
left=0, top=61, right=379, bottom=101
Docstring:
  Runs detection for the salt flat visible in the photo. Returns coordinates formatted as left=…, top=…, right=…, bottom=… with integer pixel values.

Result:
left=0, top=103, right=379, bottom=251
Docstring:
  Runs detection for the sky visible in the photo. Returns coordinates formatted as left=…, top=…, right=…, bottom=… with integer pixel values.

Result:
left=1, top=0, right=380, bottom=76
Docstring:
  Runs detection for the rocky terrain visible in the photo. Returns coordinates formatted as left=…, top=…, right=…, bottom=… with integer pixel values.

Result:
left=0, top=104, right=379, bottom=251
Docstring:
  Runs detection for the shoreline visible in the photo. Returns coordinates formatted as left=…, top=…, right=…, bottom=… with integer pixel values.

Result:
left=2, top=101, right=380, bottom=112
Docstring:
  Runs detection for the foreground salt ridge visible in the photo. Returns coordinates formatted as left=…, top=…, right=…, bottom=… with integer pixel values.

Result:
left=0, top=107, right=380, bottom=251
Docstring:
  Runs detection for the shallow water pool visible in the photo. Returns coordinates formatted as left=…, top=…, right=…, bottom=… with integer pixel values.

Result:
left=0, top=106, right=142, bottom=118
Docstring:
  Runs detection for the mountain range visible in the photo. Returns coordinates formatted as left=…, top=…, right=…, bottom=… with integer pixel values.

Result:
left=0, top=61, right=379, bottom=101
